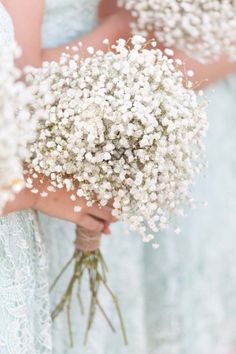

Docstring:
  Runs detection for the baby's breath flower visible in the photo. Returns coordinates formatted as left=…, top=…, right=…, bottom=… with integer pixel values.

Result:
left=118, top=0, right=236, bottom=63
left=26, top=37, right=208, bottom=242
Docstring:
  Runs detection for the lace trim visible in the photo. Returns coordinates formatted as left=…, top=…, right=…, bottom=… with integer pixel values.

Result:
left=0, top=211, right=52, bottom=354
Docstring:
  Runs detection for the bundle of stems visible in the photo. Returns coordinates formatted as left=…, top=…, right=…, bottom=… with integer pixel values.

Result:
left=50, top=226, right=128, bottom=346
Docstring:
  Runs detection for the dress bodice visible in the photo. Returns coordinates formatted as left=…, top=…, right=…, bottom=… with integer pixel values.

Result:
left=42, top=0, right=100, bottom=47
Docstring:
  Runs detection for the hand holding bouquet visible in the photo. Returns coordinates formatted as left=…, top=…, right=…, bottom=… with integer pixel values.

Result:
left=118, top=0, right=236, bottom=63
left=25, top=36, right=208, bottom=343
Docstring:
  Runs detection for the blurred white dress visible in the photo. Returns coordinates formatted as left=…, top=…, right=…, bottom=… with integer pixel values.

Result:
left=0, top=3, right=51, bottom=354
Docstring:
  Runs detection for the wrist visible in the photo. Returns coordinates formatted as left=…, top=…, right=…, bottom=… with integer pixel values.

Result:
left=1, top=172, right=49, bottom=215
left=106, top=9, right=133, bottom=40
left=2, top=185, right=37, bottom=215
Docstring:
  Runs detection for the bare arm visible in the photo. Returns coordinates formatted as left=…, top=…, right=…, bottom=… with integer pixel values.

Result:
left=3, top=180, right=114, bottom=234
left=42, top=9, right=132, bottom=62
left=174, top=50, right=236, bottom=89
left=98, top=0, right=119, bottom=19
left=2, top=0, right=132, bottom=66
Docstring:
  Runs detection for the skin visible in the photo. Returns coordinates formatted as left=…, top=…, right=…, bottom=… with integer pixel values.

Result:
left=172, top=49, right=236, bottom=89
left=2, top=0, right=132, bottom=233
left=2, top=0, right=132, bottom=66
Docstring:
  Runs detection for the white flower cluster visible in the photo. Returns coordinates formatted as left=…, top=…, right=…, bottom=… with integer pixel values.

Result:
left=26, top=36, right=208, bottom=242
left=0, top=45, right=36, bottom=211
left=118, top=0, right=236, bottom=63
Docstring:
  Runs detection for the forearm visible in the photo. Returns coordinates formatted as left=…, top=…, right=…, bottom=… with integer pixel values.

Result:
left=174, top=50, right=236, bottom=89
left=42, top=9, right=132, bottom=62
left=5, top=0, right=132, bottom=68
left=193, top=57, right=236, bottom=89
left=98, top=0, right=119, bottom=19
left=2, top=187, right=35, bottom=215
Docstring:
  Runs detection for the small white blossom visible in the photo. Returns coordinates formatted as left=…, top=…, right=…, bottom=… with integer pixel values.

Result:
left=87, top=47, right=94, bottom=55
left=152, top=243, right=160, bottom=249
left=175, top=227, right=181, bottom=235
left=118, top=0, right=236, bottom=63
left=74, top=205, right=82, bottom=213
left=102, top=39, right=110, bottom=45
left=187, top=70, right=194, bottom=78
left=40, top=192, right=48, bottom=197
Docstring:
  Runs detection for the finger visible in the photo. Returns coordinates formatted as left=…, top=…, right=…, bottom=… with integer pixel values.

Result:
left=106, top=198, right=114, bottom=208
left=102, top=224, right=111, bottom=235
left=87, top=204, right=117, bottom=223
left=77, top=214, right=104, bottom=233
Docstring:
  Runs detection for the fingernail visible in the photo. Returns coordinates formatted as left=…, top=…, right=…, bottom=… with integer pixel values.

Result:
left=103, top=226, right=111, bottom=235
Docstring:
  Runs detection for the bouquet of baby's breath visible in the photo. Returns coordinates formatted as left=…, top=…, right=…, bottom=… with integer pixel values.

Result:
left=0, top=45, right=37, bottom=212
left=25, top=36, right=208, bottom=344
left=118, top=0, right=236, bottom=63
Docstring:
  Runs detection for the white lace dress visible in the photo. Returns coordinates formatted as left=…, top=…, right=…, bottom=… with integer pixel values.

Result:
left=0, top=4, right=52, bottom=354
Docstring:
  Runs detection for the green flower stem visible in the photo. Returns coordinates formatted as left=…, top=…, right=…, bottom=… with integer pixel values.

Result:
left=50, top=253, right=75, bottom=292
left=50, top=248, right=128, bottom=346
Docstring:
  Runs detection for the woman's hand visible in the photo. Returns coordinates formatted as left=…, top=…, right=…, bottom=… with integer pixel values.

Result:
left=3, top=178, right=115, bottom=234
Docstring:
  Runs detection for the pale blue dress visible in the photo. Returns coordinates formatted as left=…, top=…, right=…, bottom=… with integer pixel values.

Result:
left=41, top=2, right=236, bottom=354
left=1, top=1, right=236, bottom=354
left=142, top=79, right=236, bottom=354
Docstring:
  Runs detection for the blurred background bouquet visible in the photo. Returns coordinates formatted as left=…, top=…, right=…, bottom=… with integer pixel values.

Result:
left=118, top=0, right=236, bottom=63
left=0, top=45, right=37, bottom=211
